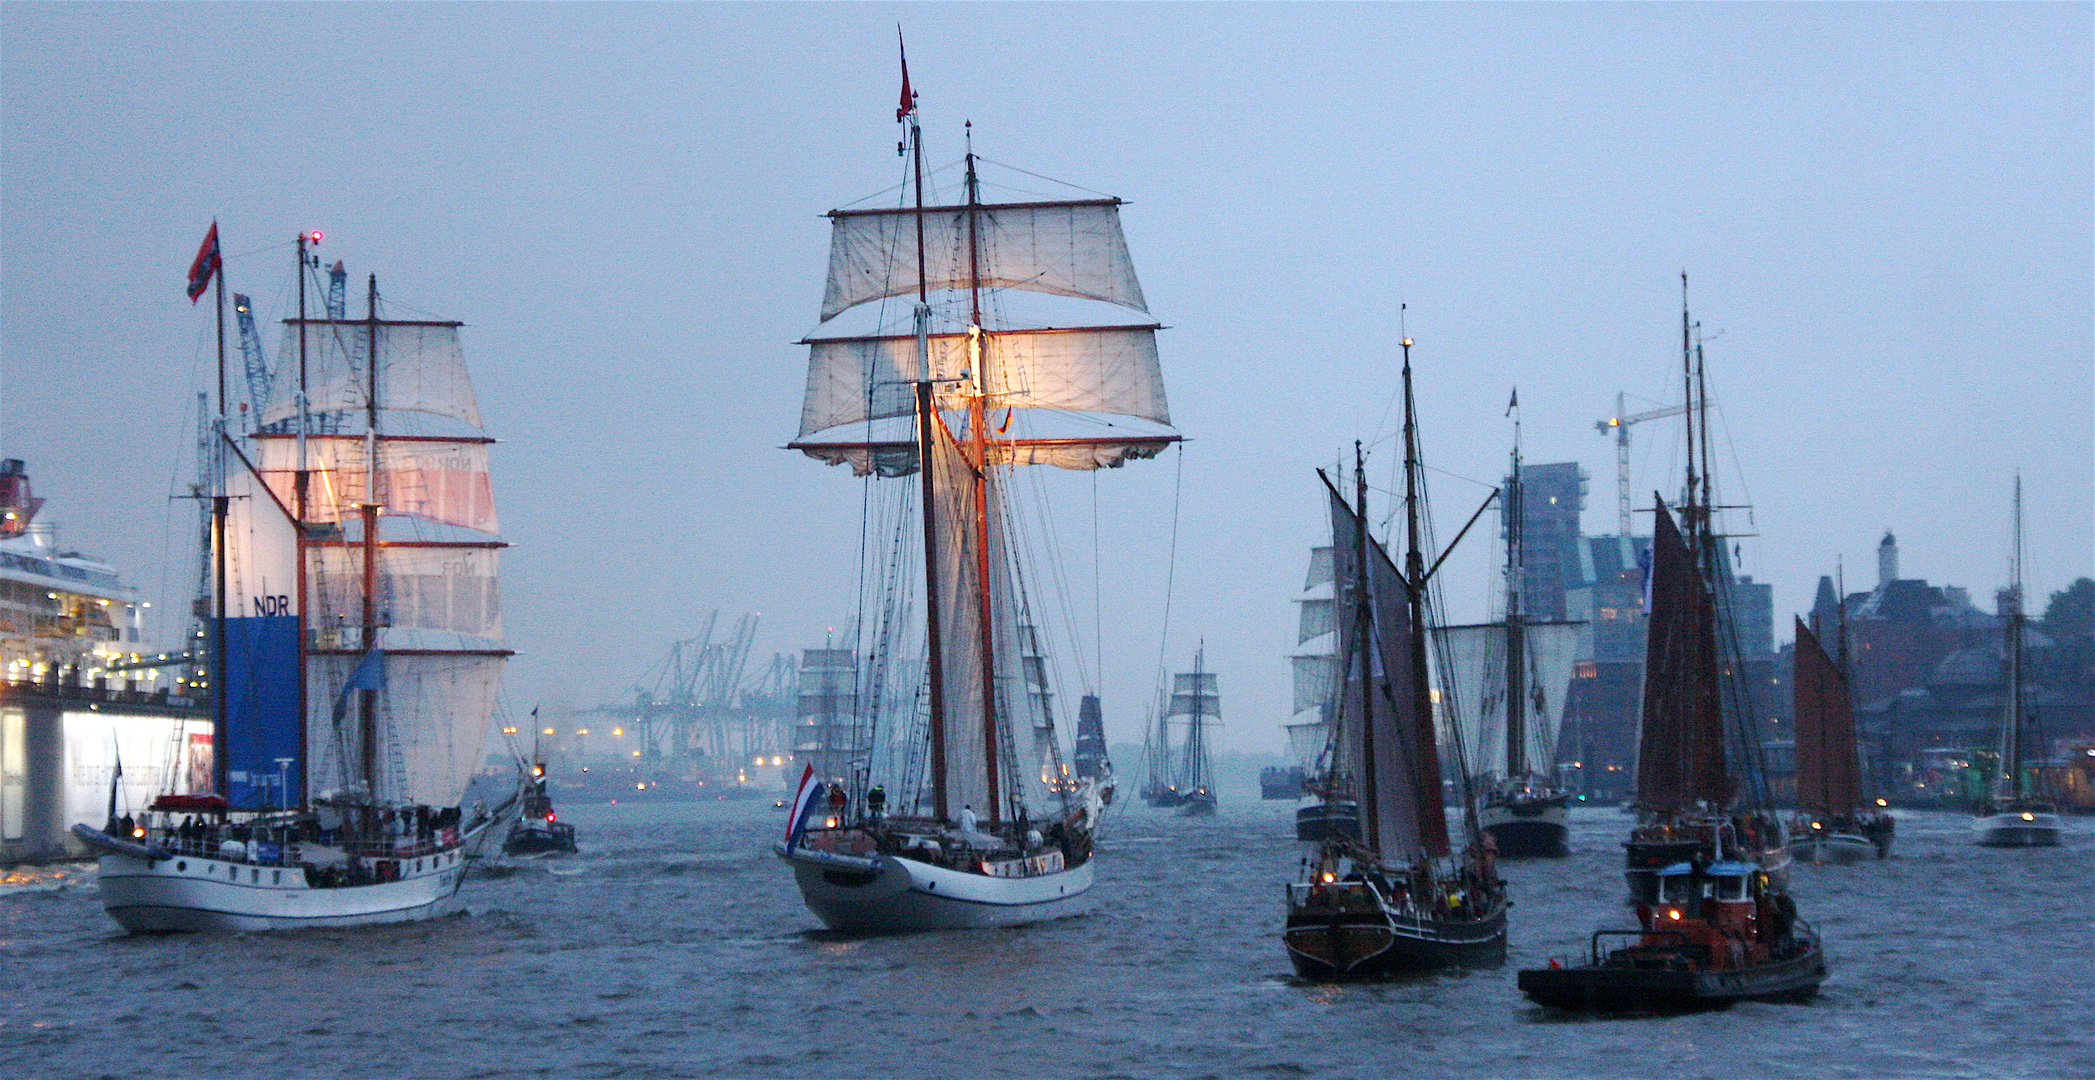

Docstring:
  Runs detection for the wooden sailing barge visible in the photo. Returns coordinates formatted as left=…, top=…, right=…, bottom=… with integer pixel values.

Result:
left=1282, top=341, right=1507, bottom=979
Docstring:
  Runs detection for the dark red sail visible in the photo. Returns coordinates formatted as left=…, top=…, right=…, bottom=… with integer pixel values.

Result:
left=1636, top=501, right=1731, bottom=811
left=1793, top=617, right=1862, bottom=816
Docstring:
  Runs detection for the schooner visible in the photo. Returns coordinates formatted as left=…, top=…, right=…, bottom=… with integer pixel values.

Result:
left=774, top=57, right=1178, bottom=931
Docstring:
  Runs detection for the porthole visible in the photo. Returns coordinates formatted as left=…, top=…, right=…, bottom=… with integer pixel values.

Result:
left=176, top=861, right=188, bottom=872
left=250, top=868, right=259, bottom=883
left=273, top=871, right=282, bottom=885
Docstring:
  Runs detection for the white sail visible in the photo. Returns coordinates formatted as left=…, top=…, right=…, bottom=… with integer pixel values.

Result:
left=258, top=321, right=482, bottom=429
left=821, top=200, right=1147, bottom=322
left=1286, top=720, right=1330, bottom=772
left=799, top=326, right=1169, bottom=439
left=1292, top=654, right=1337, bottom=714
left=1304, top=546, right=1335, bottom=591
left=1298, top=597, right=1335, bottom=644
left=1431, top=621, right=1582, bottom=779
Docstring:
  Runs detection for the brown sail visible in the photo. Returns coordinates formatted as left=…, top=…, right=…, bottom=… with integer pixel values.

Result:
left=1635, top=500, right=1731, bottom=811
left=1792, top=617, right=1862, bottom=817
left=1325, top=479, right=1449, bottom=860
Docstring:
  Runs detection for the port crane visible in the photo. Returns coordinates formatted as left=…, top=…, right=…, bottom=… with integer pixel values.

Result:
left=1595, top=394, right=1711, bottom=535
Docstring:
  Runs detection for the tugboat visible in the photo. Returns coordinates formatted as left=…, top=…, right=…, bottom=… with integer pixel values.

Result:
left=1283, top=344, right=1507, bottom=979
left=1519, top=282, right=1823, bottom=1010
left=504, top=760, right=577, bottom=856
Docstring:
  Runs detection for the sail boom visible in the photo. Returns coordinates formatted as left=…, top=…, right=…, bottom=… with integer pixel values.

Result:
left=252, top=433, right=496, bottom=445
left=308, top=648, right=515, bottom=657
left=304, top=540, right=509, bottom=550
left=828, top=197, right=1124, bottom=219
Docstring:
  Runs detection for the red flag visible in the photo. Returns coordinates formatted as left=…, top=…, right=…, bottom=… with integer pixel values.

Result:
left=186, top=222, right=221, bottom=303
left=896, top=30, right=915, bottom=121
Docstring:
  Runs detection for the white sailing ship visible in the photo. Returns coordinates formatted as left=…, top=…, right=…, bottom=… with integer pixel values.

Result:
left=774, top=57, right=1178, bottom=931
left=76, top=234, right=510, bottom=931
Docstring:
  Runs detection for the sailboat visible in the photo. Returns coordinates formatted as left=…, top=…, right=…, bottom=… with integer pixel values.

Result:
left=1435, top=416, right=1581, bottom=858
left=1789, top=615, right=1893, bottom=862
left=1973, top=476, right=2061, bottom=847
left=75, top=232, right=512, bottom=931
left=1141, top=693, right=1188, bottom=808
left=773, top=56, right=1177, bottom=931
left=1290, top=545, right=1360, bottom=841
left=1520, top=283, right=1823, bottom=1009
left=1071, top=693, right=1115, bottom=805
left=1166, top=650, right=1220, bottom=816
left=1282, top=342, right=1509, bottom=979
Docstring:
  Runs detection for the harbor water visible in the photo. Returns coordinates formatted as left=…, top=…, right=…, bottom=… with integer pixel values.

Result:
left=3, top=800, right=2088, bottom=1079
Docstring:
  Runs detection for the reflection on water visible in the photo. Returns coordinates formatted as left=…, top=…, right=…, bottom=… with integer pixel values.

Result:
left=1, top=799, right=2087, bottom=1078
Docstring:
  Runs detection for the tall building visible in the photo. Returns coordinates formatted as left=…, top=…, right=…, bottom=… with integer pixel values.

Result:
left=1510, top=462, right=1588, bottom=621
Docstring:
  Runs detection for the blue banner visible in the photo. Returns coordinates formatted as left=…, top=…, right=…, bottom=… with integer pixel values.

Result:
left=221, top=614, right=301, bottom=809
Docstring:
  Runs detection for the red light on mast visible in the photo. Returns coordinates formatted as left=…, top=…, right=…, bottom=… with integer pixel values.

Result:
left=308, top=231, right=323, bottom=244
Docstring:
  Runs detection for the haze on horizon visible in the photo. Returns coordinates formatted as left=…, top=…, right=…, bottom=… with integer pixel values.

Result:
left=3, top=3, right=2088, bottom=756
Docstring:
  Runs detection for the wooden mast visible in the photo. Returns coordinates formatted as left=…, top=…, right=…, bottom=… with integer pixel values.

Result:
left=1351, top=441, right=1379, bottom=855
left=963, top=126, right=1004, bottom=823
left=900, top=76, right=950, bottom=823
left=358, top=274, right=381, bottom=799
left=1398, top=335, right=1444, bottom=857
left=1504, top=417, right=1527, bottom=780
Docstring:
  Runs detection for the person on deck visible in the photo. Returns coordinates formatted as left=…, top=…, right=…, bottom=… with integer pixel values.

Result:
left=958, top=804, right=978, bottom=833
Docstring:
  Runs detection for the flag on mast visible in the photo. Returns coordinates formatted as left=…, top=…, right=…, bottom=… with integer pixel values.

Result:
left=896, top=29, right=916, bottom=121
left=783, top=763, right=825, bottom=853
left=186, top=222, right=221, bottom=303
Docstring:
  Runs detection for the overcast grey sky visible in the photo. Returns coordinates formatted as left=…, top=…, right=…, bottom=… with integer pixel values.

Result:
left=4, top=2, right=2088, bottom=754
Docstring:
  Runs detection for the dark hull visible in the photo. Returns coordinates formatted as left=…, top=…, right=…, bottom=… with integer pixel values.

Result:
left=1484, top=818, right=1569, bottom=858
left=1295, top=802, right=1361, bottom=842
left=1285, top=903, right=1507, bottom=979
left=1143, top=790, right=1187, bottom=809
left=1519, top=943, right=1826, bottom=1011
left=503, top=824, right=577, bottom=856
left=1178, top=796, right=1217, bottom=816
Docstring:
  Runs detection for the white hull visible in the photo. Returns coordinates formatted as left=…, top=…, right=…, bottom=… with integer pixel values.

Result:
left=1791, top=834, right=1877, bottom=864
left=1973, top=812, right=2061, bottom=848
left=91, top=847, right=468, bottom=933
left=778, top=844, right=1093, bottom=932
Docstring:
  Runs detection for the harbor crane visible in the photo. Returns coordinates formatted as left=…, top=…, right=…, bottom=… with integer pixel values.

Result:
left=232, top=294, right=271, bottom=427
left=1595, top=393, right=1711, bottom=535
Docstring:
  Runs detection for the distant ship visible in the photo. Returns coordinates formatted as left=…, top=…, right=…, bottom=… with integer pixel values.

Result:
left=1287, top=546, right=1359, bottom=839
left=1433, top=423, right=1582, bottom=858
left=1788, top=614, right=1893, bottom=862
left=1072, top=693, right=1116, bottom=805
left=1283, top=350, right=1508, bottom=979
left=1520, top=283, right=1824, bottom=1010
left=1164, top=650, right=1220, bottom=816
left=505, top=751, right=577, bottom=857
left=773, top=58, right=1175, bottom=931
left=76, top=234, right=512, bottom=930
left=1973, top=476, right=2061, bottom=848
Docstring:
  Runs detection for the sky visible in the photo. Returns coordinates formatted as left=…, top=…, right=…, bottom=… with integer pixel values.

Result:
left=3, top=2, right=2089, bottom=755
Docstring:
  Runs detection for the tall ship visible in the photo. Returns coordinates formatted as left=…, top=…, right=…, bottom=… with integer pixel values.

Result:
left=1973, top=476, right=2061, bottom=847
left=1288, top=546, right=1359, bottom=840
left=1282, top=341, right=1508, bottom=979
left=1789, top=614, right=1893, bottom=861
left=1434, top=418, right=1581, bottom=857
left=774, top=56, right=1177, bottom=931
left=1520, top=283, right=1824, bottom=1010
left=74, top=231, right=511, bottom=930
left=1071, top=693, right=1114, bottom=805
left=1164, top=650, right=1220, bottom=815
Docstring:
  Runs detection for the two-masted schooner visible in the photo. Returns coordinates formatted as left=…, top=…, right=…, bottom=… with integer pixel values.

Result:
left=774, top=63, right=1178, bottom=931
left=77, top=231, right=512, bottom=931
left=1282, top=343, right=1508, bottom=979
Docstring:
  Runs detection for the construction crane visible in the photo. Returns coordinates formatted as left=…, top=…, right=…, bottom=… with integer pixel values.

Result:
left=231, top=294, right=271, bottom=428
left=1594, top=393, right=1711, bottom=535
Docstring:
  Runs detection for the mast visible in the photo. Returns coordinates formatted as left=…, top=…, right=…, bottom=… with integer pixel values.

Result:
left=293, top=233, right=314, bottom=809
left=1504, top=404, right=1527, bottom=779
left=899, top=58, right=951, bottom=822
left=359, top=274, right=381, bottom=799
left=962, top=129, right=1004, bottom=823
left=1351, top=442, right=1379, bottom=853
left=1398, top=335, right=1442, bottom=853
left=2001, top=474, right=2025, bottom=800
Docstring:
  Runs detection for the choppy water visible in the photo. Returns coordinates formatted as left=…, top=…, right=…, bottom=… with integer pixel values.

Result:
left=2, top=800, right=2089, bottom=1079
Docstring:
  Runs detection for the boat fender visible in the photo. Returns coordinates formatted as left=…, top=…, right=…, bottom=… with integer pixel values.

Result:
left=219, top=840, right=248, bottom=862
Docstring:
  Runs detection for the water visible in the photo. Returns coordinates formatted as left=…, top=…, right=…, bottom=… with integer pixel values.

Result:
left=3, top=801, right=2088, bottom=1079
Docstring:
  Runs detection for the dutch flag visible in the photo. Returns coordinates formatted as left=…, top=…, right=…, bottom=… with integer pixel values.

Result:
left=783, top=764, right=825, bottom=854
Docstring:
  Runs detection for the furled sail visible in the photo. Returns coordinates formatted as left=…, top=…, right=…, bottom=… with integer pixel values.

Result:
left=821, top=200, right=1147, bottom=322
left=258, top=321, right=481, bottom=429
left=1793, top=618, right=1862, bottom=816
left=1328, top=482, right=1448, bottom=860
left=1636, top=501, right=1731, bottom=812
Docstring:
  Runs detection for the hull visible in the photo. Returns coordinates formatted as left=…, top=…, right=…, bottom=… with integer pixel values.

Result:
left=1143, top=789, right=1187, bottom=809
left=1973, top=812, right=2061, bottom=847
left=1178, top=793, right=1218, bottom=817
left=1284, top=898, right=1507, bottom=978
left=1481, top=800, right=1569, bottom=858
left=503, top=822, right=577, bottom=856
left=777, top=844, right=1093, bottom=932
left=1295, top=801, right=1361, bottom=842
left=84, top=840, right=467, bottom=933
left=1519, top=943, right=1826, bottom=1011
left=1791, top=833, right=1878, bottom=864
